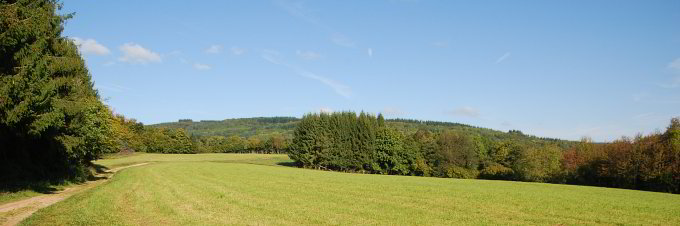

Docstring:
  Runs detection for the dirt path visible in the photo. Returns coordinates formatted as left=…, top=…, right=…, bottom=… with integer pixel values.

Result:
left=0, top=163, right=149, bottom=226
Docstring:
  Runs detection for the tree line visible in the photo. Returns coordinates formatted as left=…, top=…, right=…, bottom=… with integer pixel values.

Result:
left=111, top=114, right=290, bottom=154
left=289, top=112, right=680, bottom=193
left=151, top=117, right=298, bottom=138
left=561, top=119, right=680, bottom=193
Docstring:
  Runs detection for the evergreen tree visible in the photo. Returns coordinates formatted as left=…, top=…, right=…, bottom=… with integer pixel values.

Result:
left=1, top=0, right=117, bottom=185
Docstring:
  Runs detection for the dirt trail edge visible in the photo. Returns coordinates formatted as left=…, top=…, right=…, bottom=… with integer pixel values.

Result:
left=0, top=163, right=150, bottom=226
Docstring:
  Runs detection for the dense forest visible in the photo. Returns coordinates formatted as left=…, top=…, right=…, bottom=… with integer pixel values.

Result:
left=289, top=112, right=680, bottom=193
left=149, top=115, right=575, bottom=154
left=151, top=117, right=299, bottom=138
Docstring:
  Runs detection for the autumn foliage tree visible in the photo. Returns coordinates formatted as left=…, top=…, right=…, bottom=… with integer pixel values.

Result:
left=562, top=118, right=680, bottom=193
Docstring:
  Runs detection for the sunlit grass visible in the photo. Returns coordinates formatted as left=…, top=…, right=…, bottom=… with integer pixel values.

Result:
left=22, top=154, right=680, bottom=225
left=95, top=153, right=293, bottom=168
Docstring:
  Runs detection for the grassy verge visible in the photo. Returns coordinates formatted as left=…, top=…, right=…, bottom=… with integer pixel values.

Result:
left=0, top=182, right=73, bottom=206
left=22, top=159, right=680, bottom=225
left=0, top=191, right=42, bottom=205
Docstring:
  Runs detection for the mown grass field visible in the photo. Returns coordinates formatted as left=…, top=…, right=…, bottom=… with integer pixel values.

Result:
left=96, top=153, right=293, bottom=168
left=21, top=154, right=680, bottom=225
left=1, top=154, right=292, bottom=205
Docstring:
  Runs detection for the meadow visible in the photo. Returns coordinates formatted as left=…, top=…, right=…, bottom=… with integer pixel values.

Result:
left=20, top=153, right=680, bottom=225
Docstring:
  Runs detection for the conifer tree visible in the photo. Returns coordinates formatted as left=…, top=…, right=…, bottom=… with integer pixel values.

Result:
left=1, top=0, right=116, bottom=184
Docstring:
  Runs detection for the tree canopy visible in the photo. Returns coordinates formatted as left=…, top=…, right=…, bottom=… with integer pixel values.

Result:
left=1, top=0, right=117, bottom=186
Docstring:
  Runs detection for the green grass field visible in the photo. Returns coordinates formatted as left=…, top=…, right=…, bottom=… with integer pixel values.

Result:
left=21, top=154, right=680, bottom=225
left=96, top=153, right=293, bottom=168
left=1, top=153, right=292, bottom=205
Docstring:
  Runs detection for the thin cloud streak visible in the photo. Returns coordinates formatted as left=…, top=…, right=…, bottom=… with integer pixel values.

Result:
left=296, top=50, right=322, bottom=60
left=382, top=107, right=405, bottom=116
left=632, top=112, right=654, bottom=120
left=262, top=51, right=353, bottom=98
left=432, top=41, right=449, bottom=48
left=231, top=47, right=246, bottom=55
left=193, top=63, right=212, bottom=70
left=277, top=0, right=356, bottom=48
left=660, top=58, right=680, bottom=88
left=495, top=52, right=511, bottom=64
left=449, top=106, right=480, bottom=118
left=205, top=44, right=223, bottom=54
left=669, top=58, right=680, bottom=71
left=331, top=33, right=355, bottom=47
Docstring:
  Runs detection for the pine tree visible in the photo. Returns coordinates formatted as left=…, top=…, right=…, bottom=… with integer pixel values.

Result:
left=1, top=0, right=116, bottom=185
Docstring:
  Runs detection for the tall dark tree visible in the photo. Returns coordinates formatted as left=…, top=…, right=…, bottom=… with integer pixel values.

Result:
left=1, top=0, right=116, bottom=185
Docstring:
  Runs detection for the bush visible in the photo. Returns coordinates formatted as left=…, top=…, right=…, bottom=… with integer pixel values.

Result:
left=479, top=164, right=514, bottom=180
left=445, top=166, right=479, bottom=179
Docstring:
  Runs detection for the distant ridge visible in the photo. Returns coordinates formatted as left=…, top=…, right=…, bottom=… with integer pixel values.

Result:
left=150, top=116, right=574, bottom=147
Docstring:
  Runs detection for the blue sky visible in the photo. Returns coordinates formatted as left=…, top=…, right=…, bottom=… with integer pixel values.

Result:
left=61, top=0, right=680, bottom=141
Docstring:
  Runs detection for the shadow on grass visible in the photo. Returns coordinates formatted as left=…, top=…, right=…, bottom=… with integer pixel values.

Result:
left=276, top=161, right=299, bottom=167
left=92, top=164, right=110, bottom=174
left=87, top=164, right=112, bottom=181
left=207, top=159, right=299, bottom=168
left=1, top=181, right=61, bottom=194
left=1, top=163, right=111, bottom=195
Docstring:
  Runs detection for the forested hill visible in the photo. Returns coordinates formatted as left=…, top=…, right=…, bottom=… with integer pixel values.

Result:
left=150, top=117, right=300, bottom=138
left=149, top=116, right=575, bottom=148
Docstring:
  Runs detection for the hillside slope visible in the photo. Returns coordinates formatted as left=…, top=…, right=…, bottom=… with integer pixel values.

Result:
left=150, top=117, right=574, bottom=148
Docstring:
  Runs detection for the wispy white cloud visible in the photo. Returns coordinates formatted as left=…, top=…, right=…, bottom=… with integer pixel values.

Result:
left=382, top=107, right=404, bottom=116
left=331, top=33, right=355, bottom=47
left=632, top=112, right=654, bottom=120
left=296, top=50, right=322, bottom=60
left=277, top=1, right=356, bottom=48
left=661, top=58, right=680, bottom=88
left=432, top=41, right=449, bottom=48
left=367, top=48, right=373, bottom=58
left=495, top=52, right=511, bottom=64
left=632, top=92, right=648, bottom=102
left=632, top=92, right=680, bottom=105
left=118, top=43, right=162, bottom=64
left=167, top=50, right=182, bottom=56
left=205, top=44, right=223, bottom=54
left=320, top=107, right=333, bottom=113
left=448, top=106, right=480, bottom=118
left=390, top=0, right=421, bottom=3
left=230, top=47, right=246, bottom=56
left=276, top=0, right=319, bottom=25
left=262, top=50, right=353, bottom=98
left=71, top=37, right=110, bottom=55
left=193, top=63, right=212, bottom=70
left=669, top=58, right=680, bottom=71
left=297, top=69, right=352, bottom=98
